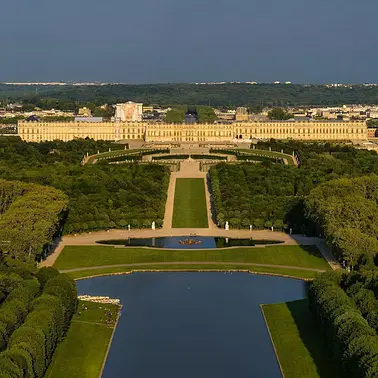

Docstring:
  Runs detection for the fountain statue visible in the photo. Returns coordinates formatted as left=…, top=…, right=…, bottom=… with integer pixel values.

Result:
left=152, top=221, right=156, bottom=230
left=179, top=238, right=201, bottom=245
left=225, top=221, right=229, bottom=231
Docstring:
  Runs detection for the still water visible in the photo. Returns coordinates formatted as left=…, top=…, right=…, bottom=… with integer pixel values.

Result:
left=77, top=273, right=307, bottom=378
left=96, top=236, right=283, bottom=249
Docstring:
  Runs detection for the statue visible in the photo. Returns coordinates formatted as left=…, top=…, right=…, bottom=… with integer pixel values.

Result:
left=128, top=224, right=131, bottom=231
left=250, top=225, right=252, bottom=231
left=225, top=221, right=229, bottom=231
left=152, top=221, right=156, bottom=230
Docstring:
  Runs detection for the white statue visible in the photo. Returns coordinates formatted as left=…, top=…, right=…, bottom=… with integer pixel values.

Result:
left=152, top=221, right=156, bottom=230
left=225, top=221, right=229, bottom=231
left=128, top=224, right=131, bottom=231
left=250, top=225, right=252, bottom=231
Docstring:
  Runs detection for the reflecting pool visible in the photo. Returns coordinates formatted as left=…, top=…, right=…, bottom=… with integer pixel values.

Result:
left=77, top=272, right=307, bottom=378
left=96, top=236, right=283, bottom=249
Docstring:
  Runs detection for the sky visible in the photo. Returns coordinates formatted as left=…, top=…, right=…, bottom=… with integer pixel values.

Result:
left=1, top=0, right=377, bottom=84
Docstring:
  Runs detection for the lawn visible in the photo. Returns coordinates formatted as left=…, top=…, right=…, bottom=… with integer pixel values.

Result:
left=172, top=178, right=208, bottom=228
left=67, top=264, right=320, bottom=280
left=45, top=301, right=120, bottom=378
left=262, top=300, right=341, bottom=378
left=54, top=245, right=331, bottom=271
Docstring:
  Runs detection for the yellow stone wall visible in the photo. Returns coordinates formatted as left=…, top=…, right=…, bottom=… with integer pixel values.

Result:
left=18, top=120, right=367, bottom=142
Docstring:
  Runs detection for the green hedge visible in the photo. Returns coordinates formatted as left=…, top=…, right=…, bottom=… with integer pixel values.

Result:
left=0, top=268, right=77, bottom=378
left=309, top=272, right=378, bottom=377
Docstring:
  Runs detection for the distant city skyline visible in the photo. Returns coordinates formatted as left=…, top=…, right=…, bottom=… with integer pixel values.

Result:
left=2, top=0, right=378, bottom=84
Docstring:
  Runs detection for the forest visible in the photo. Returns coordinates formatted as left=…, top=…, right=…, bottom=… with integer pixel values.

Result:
left=306, top=176, right=378, bottom=270
left=0, top=180, right=68, bottom=261
left=0, top=261, right=77, bottom=377
left=309, top=271, right=378, bottom=378
left=4, top=83, right=378, bottom=109
left=0, top=138, right=170, bottom=239
left=209, top=141, right=378, bottom=268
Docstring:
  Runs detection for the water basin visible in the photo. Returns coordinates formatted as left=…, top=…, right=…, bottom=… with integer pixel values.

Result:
left=96, top=236, right=283, bottom=249
left=77, top=272, right=307, bottom=378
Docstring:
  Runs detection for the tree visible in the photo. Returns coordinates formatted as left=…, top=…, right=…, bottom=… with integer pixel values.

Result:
left=267, top=107, right=293, bottom=120
left=197, top=106, right=217, bottom=123
left=264, top=220, right=273, bottom=229
left=248, top=105, right=263, bottom=114
left=165, top=108, right=185, bottom=123
left=274, top=219, right=284, bottom=230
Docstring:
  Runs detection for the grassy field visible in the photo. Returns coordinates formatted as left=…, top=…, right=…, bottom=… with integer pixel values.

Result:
left=172, top=178, right=208, bottom=228
left=45, top=301, right=120, bottom=378
left=67, top=264, right=320, bottom=280
left=54, top=245, right=330, bottom=271
left=262, top=300, right=341, bottom=378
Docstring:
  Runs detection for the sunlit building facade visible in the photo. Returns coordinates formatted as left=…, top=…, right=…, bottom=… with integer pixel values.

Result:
left=18, top=120, right=367, bottom=142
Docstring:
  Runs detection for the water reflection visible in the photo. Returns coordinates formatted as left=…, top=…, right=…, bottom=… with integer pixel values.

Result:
left=96, top=236, right=283, bottom=249
left=77, top=273, right=307, bottom=378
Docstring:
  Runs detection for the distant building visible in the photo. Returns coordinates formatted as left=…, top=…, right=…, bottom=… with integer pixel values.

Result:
left=78, top=107, right=92, bottom=117
left=74, top=117, right=103, bottom=123
left=26, top=115, right=40, bottom=122
left=367, top=128, right=378, bottom=138
left=18, top=120, right=367, bottom=143
left=235, top=107, right=249, bottom=122
left=214, top=109, right=235, bottom=121
left=115, top=102, right=143, bottom=122
left=184, top=109, right=198, bottom=124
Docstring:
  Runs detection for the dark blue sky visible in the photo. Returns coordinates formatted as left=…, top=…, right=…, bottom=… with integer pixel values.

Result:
left=1, top=0, right=377, bottom=83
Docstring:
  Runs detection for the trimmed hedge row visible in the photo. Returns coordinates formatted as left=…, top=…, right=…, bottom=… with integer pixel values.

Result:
left=0, top=281, right=40, bottom=351
left=0, top=268, right=77, bottom=378
left=309, top=272, right=378, bottom=377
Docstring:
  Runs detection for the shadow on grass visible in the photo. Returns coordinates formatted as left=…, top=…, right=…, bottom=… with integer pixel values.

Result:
left=300, top=245, right=323, bottom=257
left=287, top=299, right=342, bottom=378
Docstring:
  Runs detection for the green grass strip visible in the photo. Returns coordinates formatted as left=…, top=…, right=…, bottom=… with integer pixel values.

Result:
left=54, top=245, right=330, bottom=271
left=172, top=178, right=208, bottom=228
left=262, top=300, right=341, bottom=378
left=45, top=301, right=120, bottom=378
left=66, top=264, right=320, bottom=280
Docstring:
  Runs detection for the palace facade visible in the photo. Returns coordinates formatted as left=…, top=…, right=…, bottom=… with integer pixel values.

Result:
left=17, top=120, right=368, bottom=143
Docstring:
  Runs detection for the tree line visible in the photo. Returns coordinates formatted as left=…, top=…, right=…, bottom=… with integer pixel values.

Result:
left=209, top=141, right=378, bottom=240
left=0, top=261, right=77, bottom=378
left=165, top=106, right=217, bottom=123
left=5, top=83, right=378, bottom=109
left=0, top=180, right=68, bottom=262
left=0, top=138, right=170, bottom=240
left=309, top=271, right=378, bottom=377
left=306, top=175, right=378, bottom=270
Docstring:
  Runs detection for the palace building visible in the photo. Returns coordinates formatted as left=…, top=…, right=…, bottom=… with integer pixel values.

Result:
left=17, top=120, right=368, bottom=143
